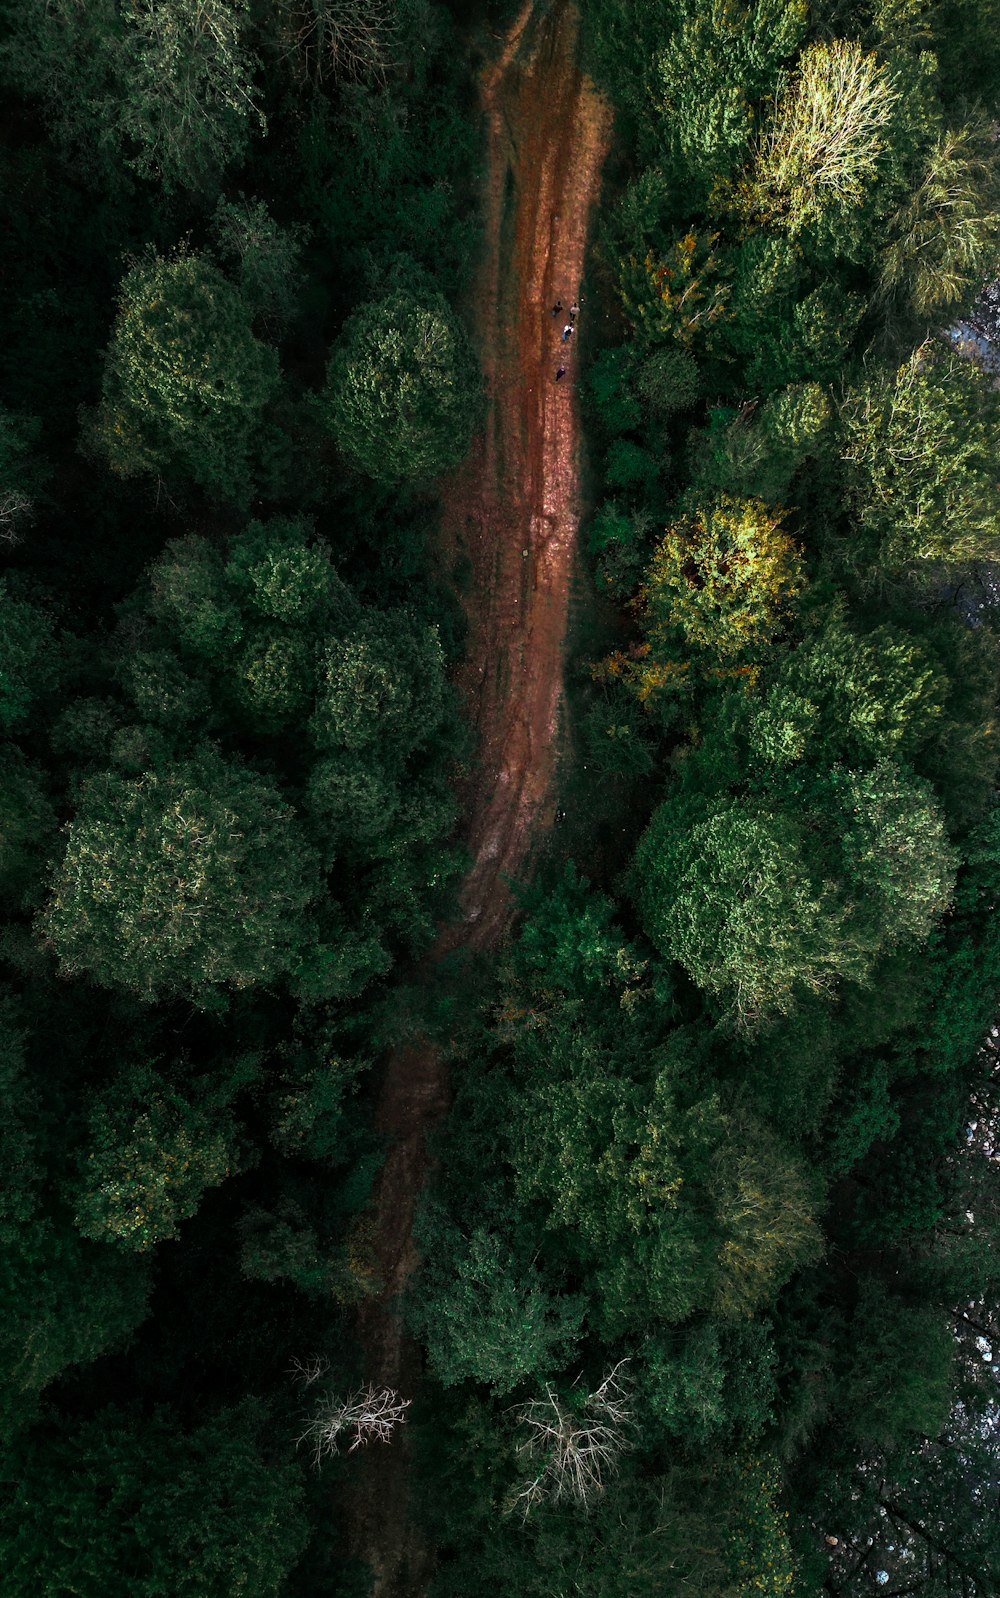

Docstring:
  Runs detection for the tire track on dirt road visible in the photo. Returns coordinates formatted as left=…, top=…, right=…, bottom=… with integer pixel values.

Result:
left=346, top=5, right=610, bottom=1590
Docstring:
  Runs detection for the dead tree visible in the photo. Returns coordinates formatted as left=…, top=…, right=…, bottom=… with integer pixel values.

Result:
left=511, top=1362, right=632, bottom=1516
left=275, top=0, right=397, bottom=86
left=288, top=1354, right=330, bottom=1387
left=297, top=1383, right=411, bottom=1468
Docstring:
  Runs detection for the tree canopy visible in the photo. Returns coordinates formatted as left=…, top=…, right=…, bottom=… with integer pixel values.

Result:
left=323, top=287, right=482, bottom=482
left=1, top=0, right=999, bottom=1591
left=89, top=253, right=279, bottom=502
left=40, top=749, right=321, bottom=1003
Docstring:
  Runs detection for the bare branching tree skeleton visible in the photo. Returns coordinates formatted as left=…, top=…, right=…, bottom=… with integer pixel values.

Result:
left=276, top=0, right=398, bottom=85
left=296, top=1382, right=412, bottom=1467
left=288, top=1354, right=330, bottom=1387
left=511, top=1362, right=633, bottom=1515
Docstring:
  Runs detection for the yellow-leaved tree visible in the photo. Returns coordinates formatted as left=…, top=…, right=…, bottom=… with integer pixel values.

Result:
left=645, top=494, right=805, bottom=663
left=741, top=39, right=898, bottom=233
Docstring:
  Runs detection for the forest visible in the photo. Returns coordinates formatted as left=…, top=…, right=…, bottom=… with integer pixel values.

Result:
left=1, top=0, right=1000, bottom=1593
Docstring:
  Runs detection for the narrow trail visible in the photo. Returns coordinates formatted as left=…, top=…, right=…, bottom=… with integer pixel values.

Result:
left=346, top=5, right=610, bottom=1591
left=446, top=0, right=612, bottom=951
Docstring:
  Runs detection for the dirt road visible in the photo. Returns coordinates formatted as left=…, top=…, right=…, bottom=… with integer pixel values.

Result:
left=347, top=4, right=610, bottom=1590
left=448, top=0, right=612, bottom=950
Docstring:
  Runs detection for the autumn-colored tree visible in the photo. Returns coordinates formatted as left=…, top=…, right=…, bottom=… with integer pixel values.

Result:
left=645, top=495, right=805, bottom=663
left=618, top=231, right=731, bottom=348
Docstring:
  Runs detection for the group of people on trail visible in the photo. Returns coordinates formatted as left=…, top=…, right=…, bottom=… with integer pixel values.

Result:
left=551, top=298, right=580, bottom=382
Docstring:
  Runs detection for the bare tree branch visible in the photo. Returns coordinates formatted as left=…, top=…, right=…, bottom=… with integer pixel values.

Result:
left=297, top=1383, right=411, bottom=1468
left=510, top=1361, right=633, bottom=1516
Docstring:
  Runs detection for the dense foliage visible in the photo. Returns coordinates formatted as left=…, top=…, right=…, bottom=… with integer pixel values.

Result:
left=2, top=0, right=1000, bottom=1592
left=0, top=0, right=477, bottom=1587
left=404, top=0, right=1000, bottom=1593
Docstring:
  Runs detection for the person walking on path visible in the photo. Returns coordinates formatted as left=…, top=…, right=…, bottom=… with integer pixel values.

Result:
left=561, top=323, right=573, bottom=343
left=569, top=301, right=579, bottom=321
left=551, top=300, right=562, bottom=316
left=555, top=366, right=567, bottom=381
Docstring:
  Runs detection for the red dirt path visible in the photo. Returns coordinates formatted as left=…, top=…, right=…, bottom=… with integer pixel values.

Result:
left=346, top=5, right=610, bottom=1590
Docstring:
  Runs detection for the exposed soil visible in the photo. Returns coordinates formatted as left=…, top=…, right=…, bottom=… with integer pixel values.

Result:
left=446, top=0, right=612, bottom=952
left=346, top=4, right=610, bottom=1591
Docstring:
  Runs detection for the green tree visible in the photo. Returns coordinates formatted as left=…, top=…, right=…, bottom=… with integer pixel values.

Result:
left=836, top=760, right=958, bottom=947
left=0, top=577, right=59, bottom=733
left=0, top=1401, right=308, bottom=1596
left=116, top=0, right=265, bottom=192
left=725, top=1455, right=798, bottom=1596
left=210, top=196, right=306, bottom=331
left=224, top=517, right=345, bottom=624
left=310, top=610, right=446, bottom=754
left=635, top=345, right=701, bottom=416
left=839, top=1279, right=954, bottom=1450
left=40, top=747, right=321, bottom=1003
left=0, top=408, right=47, bottom=543
left=0, top=1003, right=150, bottom=1442
left=765, top=603, right=948, bottom=768
left=323, top=287, right=482, bottom=483
left=1, top=0, right=264, bottom=194
left=0, top=750, right=56, bottom=908
left=89, top=253, right=279, bottom=501
left=144, top=534, right=244, bottom=662
left=73, top=1062, right=246, bottom=1252
left=488, top=878, right=725, bottom=1333
left=711, top=1115, right=823, bottom=1316
left=688, top=384, right=834, bottom=501
left=840, top=345, right=1000, bottom=573
left=650, top=0, right=806, bottom=199
left=638, top=1322, right=728, bottom=1442
left=639, top=1320, right=780, bottom=1445
left=0, top=1217, right=151, bottom=1444
left=879, top=113, right=1000, bottom=317
left=238, top=1195, right=371, bottom=1301
left=411, top=1217, right=586, bottom=1392
left=633, top=796, right=864, bottom=1027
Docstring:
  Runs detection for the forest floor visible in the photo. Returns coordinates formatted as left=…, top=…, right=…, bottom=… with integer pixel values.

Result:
left=345, top=2, right=611, bottom=1593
